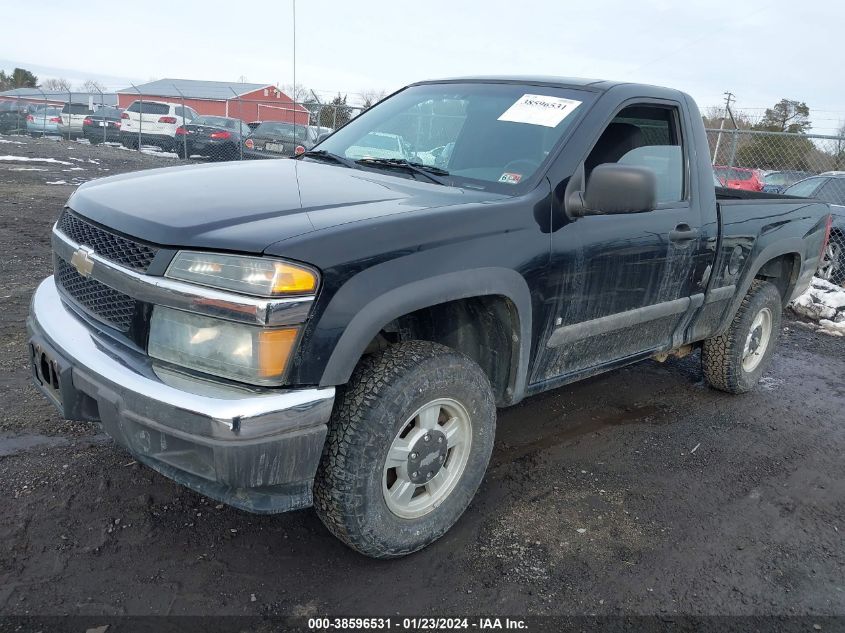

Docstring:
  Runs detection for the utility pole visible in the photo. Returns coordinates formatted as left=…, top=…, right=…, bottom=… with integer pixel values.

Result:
left=712, top=91, right=735, bottom=166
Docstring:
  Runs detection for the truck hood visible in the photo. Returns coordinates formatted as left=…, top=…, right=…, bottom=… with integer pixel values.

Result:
left=66, top=159, right=500, bottom=254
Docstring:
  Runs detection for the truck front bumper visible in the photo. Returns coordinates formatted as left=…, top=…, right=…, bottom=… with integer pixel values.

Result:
left=27, top=277, right=335, bottom=513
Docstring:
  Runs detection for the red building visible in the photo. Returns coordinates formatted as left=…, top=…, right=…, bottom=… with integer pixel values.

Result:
left=116, top=78, right=309, bottom=124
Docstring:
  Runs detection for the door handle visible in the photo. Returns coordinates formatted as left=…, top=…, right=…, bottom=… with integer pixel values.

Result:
left=669, top=224, right=699, bottom=242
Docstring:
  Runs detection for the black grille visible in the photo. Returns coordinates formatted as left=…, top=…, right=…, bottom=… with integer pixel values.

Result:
left=57, top=210, right=158, bottom=272
left=56, top=258, right=136, bottom=332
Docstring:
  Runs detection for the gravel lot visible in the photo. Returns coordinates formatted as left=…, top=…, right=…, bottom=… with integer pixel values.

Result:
left=1, top=134, right=843, bottom=619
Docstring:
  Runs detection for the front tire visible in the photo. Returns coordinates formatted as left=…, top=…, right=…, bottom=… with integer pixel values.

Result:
left=313, top=340, right=496, bottom=558
left=702, top=280, right=782, bottom=394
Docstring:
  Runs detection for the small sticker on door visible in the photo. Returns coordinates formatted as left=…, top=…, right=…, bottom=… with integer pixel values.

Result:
left=499, top=172, right=523, bottom=184
left=498, top=94, right=582, bottom=128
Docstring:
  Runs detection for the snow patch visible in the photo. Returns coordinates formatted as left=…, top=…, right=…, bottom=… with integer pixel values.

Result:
left=140, top=147, right=178, bottom=159
left=0, top=155, right=73, bottom=165
left=8, top=167, right=48, bottom=171
left=790, top=277, right=845, bottom=337
left=45, top=180, right=68, bottom=185
left=0, top=139, right=25, bottom=145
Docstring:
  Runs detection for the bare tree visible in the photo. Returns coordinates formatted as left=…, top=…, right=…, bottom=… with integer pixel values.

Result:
left=81, top=79, right=105, bottom=93
left=41, top=77, right=72, bottom=91
left=701, top=105, right=757, bottom=130
left=281, top=83, right=310, bottom=103
left=360, top=89, right=387, bottom=109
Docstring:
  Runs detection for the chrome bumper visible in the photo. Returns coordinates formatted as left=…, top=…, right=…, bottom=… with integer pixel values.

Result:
left=27, top=277, right=335, bottom=513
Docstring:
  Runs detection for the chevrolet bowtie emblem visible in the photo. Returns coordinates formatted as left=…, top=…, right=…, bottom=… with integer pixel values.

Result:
left=70, top=247, right=95, bottom=277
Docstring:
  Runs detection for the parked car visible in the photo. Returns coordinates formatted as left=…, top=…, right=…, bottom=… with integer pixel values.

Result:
left=174, top=115, right=251, bottom=160
left=58, top=102, right=95, bottom=138
left=713, top=165, right=765, bottom=191
left=713, top=171, right=724, bottom=187
left=0, top=100, right=38, bottom=134
left=242, top=121, right=323, bottom=159
left=783, top=173, right=845, bottom=284
left=26, top=106, right=62, bottom=137
left=29, top=77, right=832, bottom=559
left=119, top=100, right=198, bottom=151
left=762, top=170, right=815, bottom=193
left=344, top=131, right=412, bottom=160
left=82, top=107, right=123, bottom=144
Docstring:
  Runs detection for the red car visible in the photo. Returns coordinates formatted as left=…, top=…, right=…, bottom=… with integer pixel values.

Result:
left=713, top=166, right=765, bottom=191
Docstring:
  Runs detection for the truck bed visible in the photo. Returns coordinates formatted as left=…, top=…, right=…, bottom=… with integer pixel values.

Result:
left=715, top=186, right=808, bottom=202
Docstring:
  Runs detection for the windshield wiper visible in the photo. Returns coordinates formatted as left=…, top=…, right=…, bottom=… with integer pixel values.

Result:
left=356, top=158, right=450, bottom=185
left=298, top=149, right=358, bottom=169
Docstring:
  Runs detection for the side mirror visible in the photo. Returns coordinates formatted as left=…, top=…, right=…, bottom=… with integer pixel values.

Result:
left=568, top=163, right=657, bottom=217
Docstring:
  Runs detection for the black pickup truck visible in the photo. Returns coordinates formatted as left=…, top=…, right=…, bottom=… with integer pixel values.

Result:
left=28, top=77, right=833, bottom=558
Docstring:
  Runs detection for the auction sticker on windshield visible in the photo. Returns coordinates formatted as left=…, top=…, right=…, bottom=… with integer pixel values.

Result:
left=498, top=94, right=582, bottom=128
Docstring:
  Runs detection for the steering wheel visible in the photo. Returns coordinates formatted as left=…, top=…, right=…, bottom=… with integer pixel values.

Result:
left=503, top=159, right=540, bottom=174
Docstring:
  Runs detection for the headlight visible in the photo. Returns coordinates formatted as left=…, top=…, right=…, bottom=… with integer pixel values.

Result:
left=148, top=306, right=297, bottom=385
left=166, top=251, right=318, bottom=297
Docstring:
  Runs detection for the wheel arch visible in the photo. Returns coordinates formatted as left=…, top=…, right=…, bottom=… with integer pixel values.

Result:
left=318, top=268, right=532, bottom=406
left=717, top=238, right=815, bottom=334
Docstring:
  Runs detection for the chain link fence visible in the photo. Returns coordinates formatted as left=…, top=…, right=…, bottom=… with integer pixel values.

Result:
left=706, top=127, right=845, bottom=286
left=0, top=86, right=363, bottom=162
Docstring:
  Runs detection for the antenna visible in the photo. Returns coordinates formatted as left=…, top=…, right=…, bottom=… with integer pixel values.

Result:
left=292, top=0, right=297, bottom=105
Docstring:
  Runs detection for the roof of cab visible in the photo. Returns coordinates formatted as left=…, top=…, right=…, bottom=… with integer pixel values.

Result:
left=410, top=76, right=693, bottom=107
left=412, top=76, right=624, bottom=90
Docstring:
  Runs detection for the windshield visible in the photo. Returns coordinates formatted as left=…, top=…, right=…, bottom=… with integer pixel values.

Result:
left=315, top=82, right=594, bottom=191
left=715, top=167, right=754, bottom=181
left=253, top=121, right=307, bottom=140
left=34, top=106, right=61, bottom=116
left=783, top=177, right=826, bottom=198
left=194, top=116, right=239, bottom=129
left=764, top=172, right=789, bottom=186
left=62, top=103, right=93, bottom=115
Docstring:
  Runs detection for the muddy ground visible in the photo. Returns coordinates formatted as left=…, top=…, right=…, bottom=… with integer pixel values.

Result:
left=0, top=134, right=843, bottom=620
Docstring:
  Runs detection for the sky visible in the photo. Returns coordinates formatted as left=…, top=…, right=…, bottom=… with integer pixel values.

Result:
left=2, top=0, right=844, bottom=133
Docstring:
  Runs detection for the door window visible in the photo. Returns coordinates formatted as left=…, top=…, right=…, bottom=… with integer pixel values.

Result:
left=585, top=105, right=685, bottom=204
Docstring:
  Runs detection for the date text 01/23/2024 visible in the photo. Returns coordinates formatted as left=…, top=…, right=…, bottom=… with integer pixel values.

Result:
left=307, top=617, right=528, bottom=630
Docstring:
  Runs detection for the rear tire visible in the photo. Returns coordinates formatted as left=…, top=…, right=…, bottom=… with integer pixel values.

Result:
left=818, top=234, right=844, bottom=285
left=313, top=340, right=496, bottom=558
left=701, top=280, right=782, bottom=394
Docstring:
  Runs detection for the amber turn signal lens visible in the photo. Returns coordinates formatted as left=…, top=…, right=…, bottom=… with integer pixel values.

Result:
left=258, top=328, right=299, bottom=378
left=270, top=262, right=317, bottom=294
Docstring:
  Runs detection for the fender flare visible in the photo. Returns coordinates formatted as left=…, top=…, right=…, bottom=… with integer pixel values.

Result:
left=720, top=238, right=804, bottom=332
left=319, top=267, right=533, bottom=404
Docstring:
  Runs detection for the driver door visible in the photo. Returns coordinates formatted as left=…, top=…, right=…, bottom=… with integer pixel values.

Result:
left=530, top=102, right=709, bottom=385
